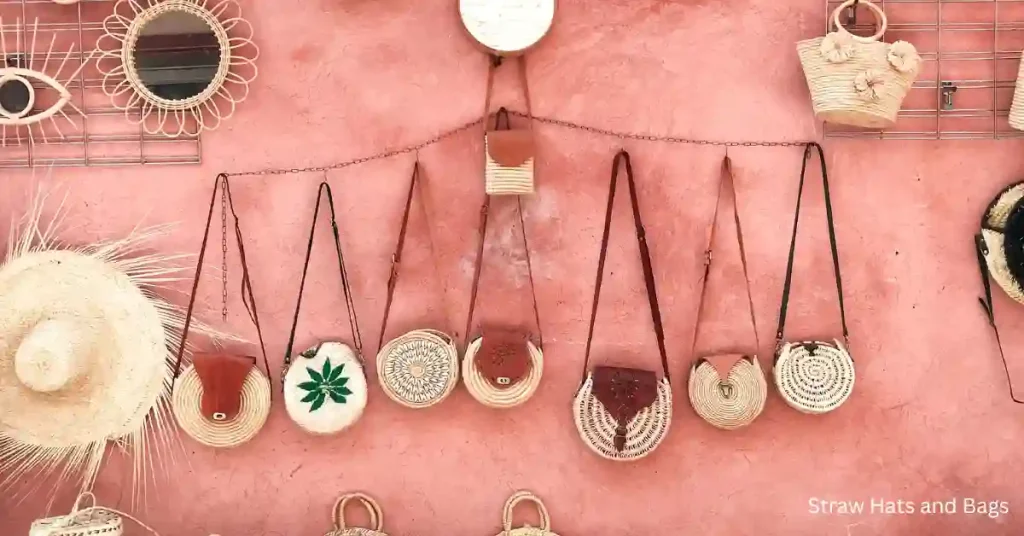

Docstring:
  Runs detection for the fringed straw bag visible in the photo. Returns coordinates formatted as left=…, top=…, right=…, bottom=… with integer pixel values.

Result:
left=796, top=0, right=921, bottom=129
left=687, top=156, right=767, bottom=430
left=375, top=162, right=460, bottom=409
left=172, top=174, right=272, bottom=448
left=325, top=493, right=388, bottom=536
left=462, top=196, right=545, bottom=408
left=282, top=182, right=368, bottom=435
left=573, top=151, right=673, bottom=462
left=30, top=492, right=159, bottom=536
left=494, top=491, right=559, bottom=536
left=773, top=143, right=855, bottom=415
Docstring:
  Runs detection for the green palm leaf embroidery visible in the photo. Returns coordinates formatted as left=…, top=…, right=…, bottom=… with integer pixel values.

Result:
left=300, top=357, right=353, bottom=412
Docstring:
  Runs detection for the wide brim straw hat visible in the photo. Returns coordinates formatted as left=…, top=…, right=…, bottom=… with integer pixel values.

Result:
left=981, top=181, right=1024, bottom=304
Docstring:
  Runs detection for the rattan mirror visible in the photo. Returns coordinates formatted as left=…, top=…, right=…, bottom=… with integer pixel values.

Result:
left=95, top=0, right=258, bottom=137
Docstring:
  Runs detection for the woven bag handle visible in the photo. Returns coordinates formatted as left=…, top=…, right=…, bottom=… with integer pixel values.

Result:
left=69, top=491, right=96, bottom=513
left=502, top=491, right=551, bottom=532
left=775, top=142, right=849, bottom=352
left=690, top=155, right=760, bottom=360
left=172, top=174, right=271, bottom=396
left=332, top=492, right=384, bottom=532
left=580, top=150, right=670, bottom=382
left=462, top=195, right=544, bottom=350
left=282, top=180, right=364, bottom=378
left=831, top=0, right=888, bottom=44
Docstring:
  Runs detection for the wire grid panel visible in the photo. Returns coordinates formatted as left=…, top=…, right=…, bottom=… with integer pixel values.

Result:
left=822, top=0, right=1024, bottom=140
left=0, top=0, right=200, bottom=169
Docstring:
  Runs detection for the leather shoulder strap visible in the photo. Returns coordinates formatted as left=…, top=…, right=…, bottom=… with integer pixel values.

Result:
left=173, top=174, right=271, bottom=396
left=283, top=180, right=363, bottom=376
left=690, top=156, right=759, bottom=358
left=581, top=150, right=669, bottom=382
left=775, top=142, right=849, bottom=348
left=977, top=227, right=1024, bottom=404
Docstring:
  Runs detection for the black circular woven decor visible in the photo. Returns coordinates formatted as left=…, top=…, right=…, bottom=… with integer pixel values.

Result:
left=1002, top=201, right=1024, bottom=286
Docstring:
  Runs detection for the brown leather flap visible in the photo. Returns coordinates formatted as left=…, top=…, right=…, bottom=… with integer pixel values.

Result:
left=192, top=352, right=255, bottom=422
left=486, top=129, right=534, bottom=168
left=698, top=353, right=749, bottom=380
left=477, top=328, right=531, bottom=388
left=592, top=366, right=658, bottom=424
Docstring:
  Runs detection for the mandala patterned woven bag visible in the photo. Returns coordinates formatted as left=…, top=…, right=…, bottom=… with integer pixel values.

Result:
left=687, top=156, right=767, bottom=430
left=796, top=0, right=921, bottom=128
left=494, top=491, right=560, bottom=536
left=282, top=182, right=368, bottom=434
left=375, top=162, right=460, bottom=409
left=30, top=492, right=160, bottom=536
left=573, top=150, right=673, bottom=462
left=324, top=492, right=388, bottom=536
left=462, top=196, right=544, bottom=408
left=773, top=143, right=855, bottom=415
left=172, top=174, right=272, bottom=449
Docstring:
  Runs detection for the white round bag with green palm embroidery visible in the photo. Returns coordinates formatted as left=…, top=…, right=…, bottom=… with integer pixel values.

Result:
left=284, top=342, right=367, bottom=435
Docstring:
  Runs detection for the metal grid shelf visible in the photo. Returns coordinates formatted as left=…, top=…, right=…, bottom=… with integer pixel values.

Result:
left=0, top=0, right=200, bottom=169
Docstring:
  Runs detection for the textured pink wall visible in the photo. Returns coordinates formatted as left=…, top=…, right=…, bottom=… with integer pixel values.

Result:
left=5, top=0, right=1024, bottom=534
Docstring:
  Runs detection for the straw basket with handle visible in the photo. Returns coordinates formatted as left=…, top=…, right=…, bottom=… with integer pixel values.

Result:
left=494, top=491, right=560, bottom=536
left=796, top=0, right=921, bottom=129
left=29, top=492, right=160, bottom=536
left=325, top=492, right=388, bottom=536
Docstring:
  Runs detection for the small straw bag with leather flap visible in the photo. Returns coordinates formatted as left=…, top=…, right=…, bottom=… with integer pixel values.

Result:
left=774, top=143, right=855, bottom=415
left=494, top=491, right=560, bottom=536
left=462, top=195, right=544, bottom=408
left=282, top=181, right=368, bottom=435
left=375, top=162, right=460, bottom=409
left=172, top=174, right=272, bottom=449
left=796, top=0, right=921, bottom=129
left=325, top=492, right=388, bottom=536
left=573, top=150, right=673, bottom=462
left=486, top=107, right=535, bottom=196
left=687, top=156, right=767, bottom=431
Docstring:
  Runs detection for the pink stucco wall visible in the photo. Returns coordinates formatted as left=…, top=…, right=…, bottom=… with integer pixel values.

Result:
left=5, top=0, right=1024, bottom=534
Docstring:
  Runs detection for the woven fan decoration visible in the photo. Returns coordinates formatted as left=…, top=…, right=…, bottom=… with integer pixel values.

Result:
left=494, top=491, right=559, bottom=536
left=325, top=492, right=388, bottom=536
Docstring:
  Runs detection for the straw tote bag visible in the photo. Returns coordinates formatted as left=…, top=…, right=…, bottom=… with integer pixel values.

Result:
left=573, top=150, right=673, bottom=462
left=172, top=174, right=272, bottom=449
left=30, top=492, right=159, bottom=536
left=494, top=491, right=560, bottom=536
left=324, top=493, right=389, bottom=536
left=687, top=156, right=767, bottom=431
left=462, top=196, right=544, bottom=408
left=375, top=162, right=460, bottom=409
left=281, top=182, right=368, bottom=435
left=796, top=0, right=921, bottom=129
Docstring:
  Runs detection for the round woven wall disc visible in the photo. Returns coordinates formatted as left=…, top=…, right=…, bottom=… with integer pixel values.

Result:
left=571, top=373, right=672, bottom=462
left=172, top=364, right=270, bottom=448
left=376, top=329, right=458, bottom=409
left=458, top=0, right=555, bottom=56
left=284, top=342, right=367, bottom=435
left=774, top=339, right=855, bottom=414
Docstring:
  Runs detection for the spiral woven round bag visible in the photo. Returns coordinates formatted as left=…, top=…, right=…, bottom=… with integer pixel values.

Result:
left=463, top=335, right=543, bottom=408
left=172, top=361, right=271, bottom=448
left=376, top=329, right=459, bottom=409
left=494, top=491, right=559, bottom=536
left=689, top=357, right=767, bottom=430
left=325, top=492, right=388, bottom=536
left=774, top=340, right=855, bottom=414
left=796, top=0, right=921, bottom=128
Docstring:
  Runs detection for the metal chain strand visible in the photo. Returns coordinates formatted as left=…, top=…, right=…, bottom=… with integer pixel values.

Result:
left=220, top=178, right=229, bottom=321
left=221, top=113, right=811, bottom=178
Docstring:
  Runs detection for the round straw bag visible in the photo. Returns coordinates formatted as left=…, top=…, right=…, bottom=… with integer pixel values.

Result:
left=775, top=340, right=855, bottom=414
left=978, top=182, right=1024, bottom=305
left=30, top=492, right=160, bottom=536
left=689, top=357, right=767, bottom=430
left=495, top=491, right=559, bottom=536
left=463, top=335, right=543, bottom=408
left=377, top=329, right=459, bottom=409
left=796, top=0, right=921, bottom=129
left=172, top=361, right=271, bottom=448
left=325, top=493, right=388, bottom=536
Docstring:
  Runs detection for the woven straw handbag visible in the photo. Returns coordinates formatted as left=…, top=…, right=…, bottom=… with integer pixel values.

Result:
left=573, top=151, right=673, bottom=462
left=796, top=0, right=921, bottom=129
left=687, top=156, right=767, bottom=430
left=494, top=491, right=559, bottom=536
left=325, top=492, right=388, bottom=536
left=375, top=162, right=460, bottom=409
left=30, top=492, right=159, bottom=536
left=282, top=182, right=368, bottom=435
left=976, top=181, right=1024, bottom=405
left=773, top=143, right=855, bottom=415
left=482, top=52, right=536, bottom=196
left=172, top=174, right=272, bottom=448
left=462, top=196, right=544, bottom=408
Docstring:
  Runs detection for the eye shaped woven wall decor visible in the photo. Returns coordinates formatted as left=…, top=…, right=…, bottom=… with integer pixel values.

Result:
left=95, top=0, right=258, bottom=138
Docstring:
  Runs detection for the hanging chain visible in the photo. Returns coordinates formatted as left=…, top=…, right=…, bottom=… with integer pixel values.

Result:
left=220, top=178, right=229, bottom=321
left=220, top=113, right=812, bottom=178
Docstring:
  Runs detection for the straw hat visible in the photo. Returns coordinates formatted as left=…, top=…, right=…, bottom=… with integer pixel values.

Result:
left=980, top=181, right=1024, bottom=304
left=0, top=249, right=166, bottom=451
